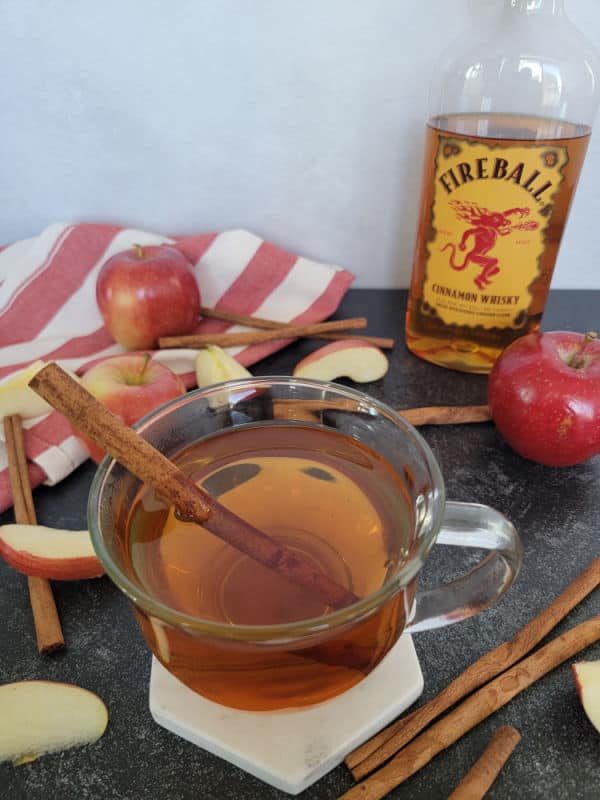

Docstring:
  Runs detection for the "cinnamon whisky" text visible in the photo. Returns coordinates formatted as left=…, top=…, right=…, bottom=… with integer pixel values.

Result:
left=431, top=284, right=520, bottom=305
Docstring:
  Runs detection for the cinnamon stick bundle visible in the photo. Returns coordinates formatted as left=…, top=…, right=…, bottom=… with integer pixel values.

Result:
left=347, top=555, right=600, bottom=777
left=447, top=726, right=521, bottom=800
left=3, top=415, right=64, bottom=653
left=158, top=317, right=368, bottom=349
left=29, top=364, right=357, bottom=610
left=340, top=615, right=600, bottom=800
left=199, top=307, right=395, bottom=349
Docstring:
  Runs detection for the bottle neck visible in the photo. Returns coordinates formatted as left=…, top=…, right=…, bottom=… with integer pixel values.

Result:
left=504, top=0, right=564, bottom=14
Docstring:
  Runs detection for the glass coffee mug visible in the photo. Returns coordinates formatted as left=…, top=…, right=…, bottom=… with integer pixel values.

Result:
left=88, top=377, right=522, bottom=712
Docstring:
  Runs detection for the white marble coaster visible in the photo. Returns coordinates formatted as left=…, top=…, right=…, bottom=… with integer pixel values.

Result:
left=149, top=633, right=423, bottom=795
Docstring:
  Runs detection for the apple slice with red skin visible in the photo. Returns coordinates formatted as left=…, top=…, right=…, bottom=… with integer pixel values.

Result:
left=78, top=354, right=186, bottom=463
left=573, top=661, right=600, bottom=733
left=0, top=524, right=103, bottom=580
left=96, top=243, right=201, bottom=350
left=0, top=681, right=108, bottom=765
left=293, top=340, right=389, bottom=382
left=488, top=331, right=600, bottom=467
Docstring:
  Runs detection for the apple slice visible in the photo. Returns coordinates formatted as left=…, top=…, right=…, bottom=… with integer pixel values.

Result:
left=195, top=345, right=252, bottom=388
left=0, top=681, right=108, bottom=765
left=573, top=661, right=600, bottom=732
left=0, top=524, right=104, bottom=580
left=0, top=361, right=53, bottom=419
left=293, top=340, right=389, bottom=383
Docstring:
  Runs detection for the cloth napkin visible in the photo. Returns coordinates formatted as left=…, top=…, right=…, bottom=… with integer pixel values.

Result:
left=0, top=223, right=355, bottom=513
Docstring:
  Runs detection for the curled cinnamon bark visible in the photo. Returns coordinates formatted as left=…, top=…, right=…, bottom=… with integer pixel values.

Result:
left=347, top=556, right=600, bottom=777
left=158, top=317, right=368, bottom=348
left=447, top=726, right=521, bottom=800
left=199, top=307, right=395, bottom=349
left=340, top=615, right=600, bottom=799
left=3, top=415, right=64, bottom=653
left=399, top=405, right=491, bottom=426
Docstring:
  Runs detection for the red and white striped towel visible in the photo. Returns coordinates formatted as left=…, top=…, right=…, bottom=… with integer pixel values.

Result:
left=0, top=223, right=355, bottom=513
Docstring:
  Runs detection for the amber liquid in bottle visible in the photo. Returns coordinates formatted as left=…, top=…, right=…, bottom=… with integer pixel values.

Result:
left=406, top=113, right=590, bottom=373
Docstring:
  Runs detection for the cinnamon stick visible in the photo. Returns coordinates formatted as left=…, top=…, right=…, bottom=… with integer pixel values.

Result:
left=199, top=307, right=395, bottom=349
left=399, top=405, right=491, bottom=426
left=158, top=317, right=368, bottom=349
left=346, top=556, right=600, bottom=777
left=3, top=415, right=64, bottom=654
left=339, top=615, right=600, bottom=800
left=29, top=364, right=357, bottom=610
left=271, top=400, right=490, bottom=427
left=447, top=726, right=521, bottom=800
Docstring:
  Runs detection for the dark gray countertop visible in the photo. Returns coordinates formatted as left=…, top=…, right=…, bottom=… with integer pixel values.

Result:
left=1, top=289, right=599, bottom=800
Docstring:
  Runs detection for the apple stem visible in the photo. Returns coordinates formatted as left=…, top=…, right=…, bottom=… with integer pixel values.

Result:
left=139, top=352, right=151, bottom=380
left=133, top=243, right=145, bottom=260
left=569, top=331, right=598, bottom=369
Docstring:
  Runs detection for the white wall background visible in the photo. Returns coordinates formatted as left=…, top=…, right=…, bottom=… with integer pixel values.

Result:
left=1, top=0, right=599, bottom=288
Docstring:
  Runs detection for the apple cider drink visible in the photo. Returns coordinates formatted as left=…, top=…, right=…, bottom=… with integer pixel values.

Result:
left=125, top=423, right=414, bottom=711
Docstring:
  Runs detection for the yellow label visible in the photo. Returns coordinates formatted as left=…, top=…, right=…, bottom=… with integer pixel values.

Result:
left=422, top=135, right=568, bottom=329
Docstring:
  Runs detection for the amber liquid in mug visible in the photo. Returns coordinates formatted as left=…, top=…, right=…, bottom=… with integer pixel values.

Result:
left=125, top=423, right=414, bottom=710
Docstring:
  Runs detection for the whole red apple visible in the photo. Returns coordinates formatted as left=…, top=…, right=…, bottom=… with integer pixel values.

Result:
left=488, top=331, right=600, bottom=467
left=78, top=354, right=186, bottom=463
left=96, top=244, right=201, bottom=349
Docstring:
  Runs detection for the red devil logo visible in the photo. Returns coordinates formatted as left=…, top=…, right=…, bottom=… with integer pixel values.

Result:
left=441, top=200, right=539, bottom=290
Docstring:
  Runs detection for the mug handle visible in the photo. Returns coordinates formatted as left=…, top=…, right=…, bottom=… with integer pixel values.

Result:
left=405, top=501, right=523, bottom=634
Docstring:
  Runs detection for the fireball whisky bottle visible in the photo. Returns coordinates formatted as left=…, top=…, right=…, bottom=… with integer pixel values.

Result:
left=405, top=0, right=600, bottom=373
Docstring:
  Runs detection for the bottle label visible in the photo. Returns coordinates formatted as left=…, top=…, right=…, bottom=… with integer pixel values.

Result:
left=421, top=134, right=568, bottom=329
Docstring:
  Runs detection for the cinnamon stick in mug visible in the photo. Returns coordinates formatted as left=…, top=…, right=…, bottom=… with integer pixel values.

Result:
left=29, top=364, right=357, bottom=610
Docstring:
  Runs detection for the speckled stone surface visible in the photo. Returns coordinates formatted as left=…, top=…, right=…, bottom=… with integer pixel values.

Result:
left=1, top=289, right=599, bottom=800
